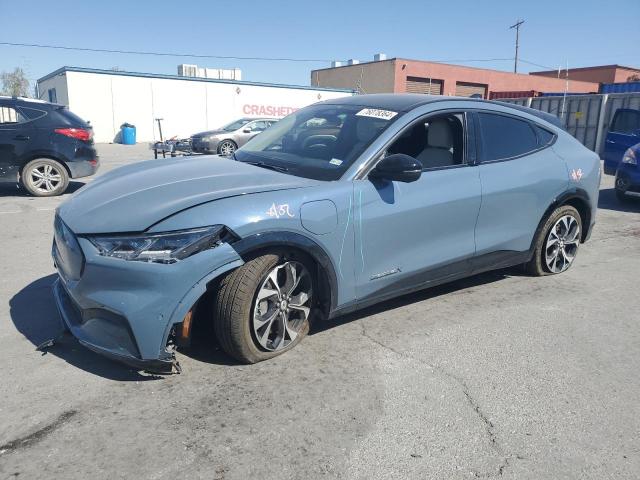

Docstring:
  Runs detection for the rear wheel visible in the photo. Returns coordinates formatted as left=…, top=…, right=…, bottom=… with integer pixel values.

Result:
left=214, top=253, right=315, bottom=363
left=525, top=205, right=582, bottom=276
left=21, top=158, right=69, bottom=197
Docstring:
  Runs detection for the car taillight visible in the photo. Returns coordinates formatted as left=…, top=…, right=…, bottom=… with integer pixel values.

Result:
left=54, top=128, right=93, bottom=142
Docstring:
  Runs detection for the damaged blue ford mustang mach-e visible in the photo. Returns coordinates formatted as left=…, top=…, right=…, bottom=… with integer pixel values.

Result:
left=51, top=94, right=600, bottom=372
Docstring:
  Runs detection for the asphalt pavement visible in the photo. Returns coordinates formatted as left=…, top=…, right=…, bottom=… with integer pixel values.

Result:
left=0, top=144, right=638, bottom=479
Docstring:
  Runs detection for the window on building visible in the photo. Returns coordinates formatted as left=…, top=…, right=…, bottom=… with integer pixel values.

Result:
left=48, top=88, right=57, bottom=103
left=455, top=82, right=488, bottom=99
left=405, top=76, right=444, bottom=95
left=477, top=112, right=538, bottom=161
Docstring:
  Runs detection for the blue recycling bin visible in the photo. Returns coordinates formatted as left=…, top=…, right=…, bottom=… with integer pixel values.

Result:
left=121, top=123, right=136, bottom=145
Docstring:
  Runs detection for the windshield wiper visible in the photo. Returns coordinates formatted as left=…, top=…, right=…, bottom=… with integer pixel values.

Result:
left=245, top=161, right=289, bottom=173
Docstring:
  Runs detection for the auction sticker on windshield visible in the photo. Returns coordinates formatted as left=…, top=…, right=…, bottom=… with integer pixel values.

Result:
left=356, top=108, right=398, bottom=120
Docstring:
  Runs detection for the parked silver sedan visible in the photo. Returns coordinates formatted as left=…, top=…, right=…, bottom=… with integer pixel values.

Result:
left=191, top=118, right=278, bottom=155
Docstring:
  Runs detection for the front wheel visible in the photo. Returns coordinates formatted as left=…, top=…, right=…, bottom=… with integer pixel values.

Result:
left=214, top=254, right=315, bottom=363
left=525, top=205, right=582, bottom=276
left=217, top=139, right=237, bottom=156
left=21, top=158, right=69, bottom=197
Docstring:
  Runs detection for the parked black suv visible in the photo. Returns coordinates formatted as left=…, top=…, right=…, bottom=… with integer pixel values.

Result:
left=0, top=97, right=99, bottom=196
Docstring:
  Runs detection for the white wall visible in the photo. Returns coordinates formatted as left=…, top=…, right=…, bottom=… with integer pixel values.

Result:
left=58, top=71, right=351, bottom=143
left=37, top=73, right=69, bottom=104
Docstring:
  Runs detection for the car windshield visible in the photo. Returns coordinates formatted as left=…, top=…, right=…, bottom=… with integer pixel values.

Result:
left=234, top=104, right=400, bottom=181
left=222, top=119, right=252, bottom=131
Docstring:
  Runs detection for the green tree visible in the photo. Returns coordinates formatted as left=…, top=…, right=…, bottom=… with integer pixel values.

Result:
left=1, top=68, right=30, bottom=97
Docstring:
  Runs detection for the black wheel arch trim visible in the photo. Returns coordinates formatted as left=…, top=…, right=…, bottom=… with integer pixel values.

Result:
left=20, top=152, right=71, bottom=177
left=231, top=231, right=339, bottom=313
left=538, top=187, right=593, bottom=245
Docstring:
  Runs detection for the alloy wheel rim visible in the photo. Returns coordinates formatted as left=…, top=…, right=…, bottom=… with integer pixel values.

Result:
left=30, top=164, right=62, bottom=192
left=545, top=215, right=580, bottom=273
left=252, top=261, right=312, bottom=352
left=219, top=141, right=235, bottom=155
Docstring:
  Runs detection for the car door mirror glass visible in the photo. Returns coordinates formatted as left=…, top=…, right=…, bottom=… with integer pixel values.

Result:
left=369, top=154, right=423, bottom=183
left=243, top=127, right=252, bottom=133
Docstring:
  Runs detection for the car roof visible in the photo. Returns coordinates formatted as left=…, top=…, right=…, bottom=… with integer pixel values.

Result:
left=244, top=117, right=279, bottom=121
left=320, top=93, right=565, bottom=130
left=0, top=96, right=62, bottom=109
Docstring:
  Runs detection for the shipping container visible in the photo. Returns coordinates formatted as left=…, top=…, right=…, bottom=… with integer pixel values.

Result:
left=600, top=82, right=640, bottom=94
left=489, top=90, right=538, bottom=100
left=539, top=92, right=591, bottom=97
left=501, top=92, right=640, bottom=155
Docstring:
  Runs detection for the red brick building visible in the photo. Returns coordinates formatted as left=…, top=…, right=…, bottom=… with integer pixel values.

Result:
left=311, top=57, right=600, bottom=98
left=530, top=64, right=640, bottom=84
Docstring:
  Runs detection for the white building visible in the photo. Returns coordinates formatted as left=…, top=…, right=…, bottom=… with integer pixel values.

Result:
left=37, top=67, right=353, bottom=143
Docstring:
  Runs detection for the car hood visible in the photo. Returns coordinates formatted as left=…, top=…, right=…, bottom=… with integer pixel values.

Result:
left=192, top=129, right=227, bottom=137
left=58, top=156, right=319, bottom=234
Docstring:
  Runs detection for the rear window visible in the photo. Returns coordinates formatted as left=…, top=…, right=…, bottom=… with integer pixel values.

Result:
left=55, top=107, right=89, bottom=126
left=478, top=112, right=539, bottom=162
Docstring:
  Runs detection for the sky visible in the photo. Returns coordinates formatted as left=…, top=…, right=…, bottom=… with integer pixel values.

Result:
left=1, top=0, right=639, bottom=89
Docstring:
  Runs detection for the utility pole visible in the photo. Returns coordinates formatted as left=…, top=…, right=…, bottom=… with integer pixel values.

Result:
left=510, top=19, right=525, bottom=73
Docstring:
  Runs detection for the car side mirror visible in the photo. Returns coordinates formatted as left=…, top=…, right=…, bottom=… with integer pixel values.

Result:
left=369, top=154, right=423, bottom=183
left=243, top=128, right=252, bottom=133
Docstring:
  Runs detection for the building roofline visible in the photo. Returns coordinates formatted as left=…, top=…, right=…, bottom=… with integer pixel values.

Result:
left=311, top=58, right=397, bottom=72
left=310, top=57, right=600, bottom=84
left=531, top=64, right=640, bottom=74
left=37, top=66, right=355, bottom=93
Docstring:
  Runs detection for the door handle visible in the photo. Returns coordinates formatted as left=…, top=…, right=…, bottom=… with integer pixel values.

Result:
left=13, top=134, right=30, bottom=141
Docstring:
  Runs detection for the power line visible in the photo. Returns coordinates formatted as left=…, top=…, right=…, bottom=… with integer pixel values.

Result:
left=519, top=58, right=555, bottom=70
left=1, top=41, right=517, bottom=66
left=0, top=41, right=338, bottom=63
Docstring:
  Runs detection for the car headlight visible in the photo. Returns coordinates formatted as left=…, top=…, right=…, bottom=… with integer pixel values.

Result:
left=88, top=225, right=230, bottom=264
left=622, top=148, right=637, bottom=165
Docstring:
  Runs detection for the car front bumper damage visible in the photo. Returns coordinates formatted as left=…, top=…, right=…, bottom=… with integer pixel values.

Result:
left=52, top=229, right=244, bottom=373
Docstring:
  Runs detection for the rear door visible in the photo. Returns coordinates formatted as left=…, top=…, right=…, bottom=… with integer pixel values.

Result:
left=474, top=110, right=566, bottom=263
left=0, top=103, right=33, bottom=182
left=603, top=109, right=640, bottom=174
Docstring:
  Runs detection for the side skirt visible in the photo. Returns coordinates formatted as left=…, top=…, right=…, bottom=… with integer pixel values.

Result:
left=328, top=250, right=532, bottom=319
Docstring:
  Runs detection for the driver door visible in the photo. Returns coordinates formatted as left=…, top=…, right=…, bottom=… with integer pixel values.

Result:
left=354, top=111, right=481, bottom=302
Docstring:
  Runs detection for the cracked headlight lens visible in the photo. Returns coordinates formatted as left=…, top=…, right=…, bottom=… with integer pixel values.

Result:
left=88, top=225, right=228, bottom=264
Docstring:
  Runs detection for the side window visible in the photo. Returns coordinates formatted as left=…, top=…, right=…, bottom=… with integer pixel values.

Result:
left=387, top=112, right=465, bottom=169
left=251, top=121, right=268, bottom=132
left=0, top=106, right=19, bottom=125
left=610, top=110, right=640, bottom=134
left=477, top=112, right=538, bottom=161
left=535, top=126, right=555, bottom=147
left=19, top=107, right=47, bottom=122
